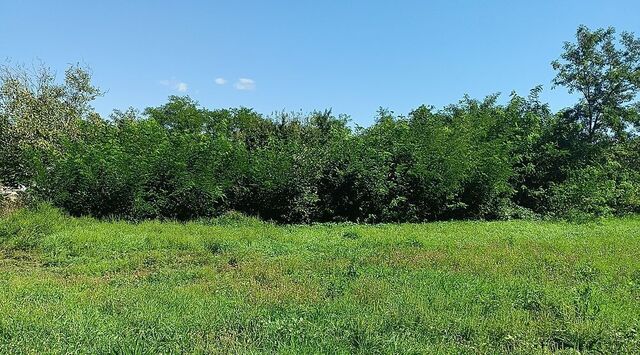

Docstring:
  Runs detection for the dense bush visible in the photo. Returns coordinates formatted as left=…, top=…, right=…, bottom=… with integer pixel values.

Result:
left=1, top=89, right=638, bottom=223
left=1, top=26, right=639, bottom=223
left=549, top=160, right=640, bottom=220
left=4, top=91, right=631, bottom=223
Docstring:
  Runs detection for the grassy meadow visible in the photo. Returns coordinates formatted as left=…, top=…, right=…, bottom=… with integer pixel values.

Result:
left=1, top=206, right=640, bottom=353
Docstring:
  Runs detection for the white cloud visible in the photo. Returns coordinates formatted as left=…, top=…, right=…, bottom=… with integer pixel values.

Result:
left=215, top=77, right=227, bottom=85
left=234, top=78, right=256, bottom=91
left=176, top=82, right=188, bottom=92
left=159, top=79, right=188, bottom=92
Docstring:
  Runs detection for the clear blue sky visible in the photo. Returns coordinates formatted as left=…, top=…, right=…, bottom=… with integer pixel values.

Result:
left=2, top=1, right=639, bottom=126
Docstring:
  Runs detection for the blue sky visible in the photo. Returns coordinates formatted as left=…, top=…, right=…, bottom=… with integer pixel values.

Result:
left=2, top=1, right=639, bottom=126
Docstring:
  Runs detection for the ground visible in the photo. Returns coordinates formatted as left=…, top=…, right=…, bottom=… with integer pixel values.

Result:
left=1, top=206, right=639, bottom=353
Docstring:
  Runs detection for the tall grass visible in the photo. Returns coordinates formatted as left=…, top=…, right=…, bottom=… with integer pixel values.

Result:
left=1, top=207, right=639, bottom=353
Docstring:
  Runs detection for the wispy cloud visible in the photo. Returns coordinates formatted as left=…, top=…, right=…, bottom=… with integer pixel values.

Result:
left=176, top=82, right=188, bottom=92
left=159, top=79, right=188, bottom=92
left=234, top=78, right=256, bottom=91
left=214, top=77, right=227, bottom=85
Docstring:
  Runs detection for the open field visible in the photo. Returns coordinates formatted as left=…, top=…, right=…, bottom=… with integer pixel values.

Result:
left=1, top=206, right=640, bottom=353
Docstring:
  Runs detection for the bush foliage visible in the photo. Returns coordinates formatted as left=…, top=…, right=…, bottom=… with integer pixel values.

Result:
left=1, top=26, right=639, bottom=222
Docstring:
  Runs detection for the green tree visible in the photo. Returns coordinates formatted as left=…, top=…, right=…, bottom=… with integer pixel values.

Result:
left=552, top=25, right=640, bottom=143
left=0, top=63, right=102, bottom=187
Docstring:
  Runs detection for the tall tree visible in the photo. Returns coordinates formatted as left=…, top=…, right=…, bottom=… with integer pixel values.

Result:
left=0, top=63, right=102, bottom=186
left=552, top=25, right=640, bottom=142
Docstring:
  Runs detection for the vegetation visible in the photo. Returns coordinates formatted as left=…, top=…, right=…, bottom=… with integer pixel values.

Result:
left=1, top=24, right=639, bottom=353
left=0, top=206, right=639, bottom=353
left=1, top=25, right=639, bottom=223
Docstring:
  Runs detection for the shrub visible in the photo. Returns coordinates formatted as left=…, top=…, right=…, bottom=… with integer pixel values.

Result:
left=549, top=163, right=640, bottom=220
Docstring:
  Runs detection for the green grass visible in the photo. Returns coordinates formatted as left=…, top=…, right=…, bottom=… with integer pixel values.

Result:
left=1, top=206, right=640, bottom=354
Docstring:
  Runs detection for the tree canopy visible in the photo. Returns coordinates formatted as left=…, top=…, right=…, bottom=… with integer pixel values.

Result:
left=552, top=25, right=640, bottom=142
left=1, top=26, right=639, bottom=222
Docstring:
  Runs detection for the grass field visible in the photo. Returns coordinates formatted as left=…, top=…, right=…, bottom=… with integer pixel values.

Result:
left=1, top=206, right=640, bottom=354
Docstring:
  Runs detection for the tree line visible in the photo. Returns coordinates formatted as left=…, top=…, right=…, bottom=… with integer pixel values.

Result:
left=1, top=26, right=639, bottom=223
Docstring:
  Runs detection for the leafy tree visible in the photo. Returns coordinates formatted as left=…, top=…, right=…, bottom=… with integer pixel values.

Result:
left=3, top=25, right=640, bottom=222
left=0, top=63, right=101, bottom=187
left=552, top=25, right=640, bottom=143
